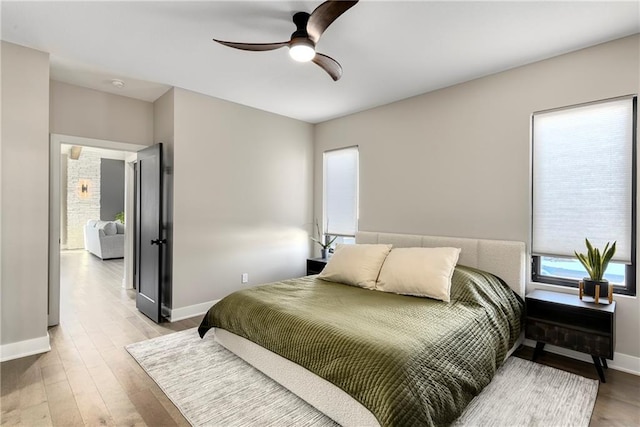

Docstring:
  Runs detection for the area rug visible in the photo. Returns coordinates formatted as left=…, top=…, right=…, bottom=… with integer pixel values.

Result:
left=126, top=328, right=598, bottom=427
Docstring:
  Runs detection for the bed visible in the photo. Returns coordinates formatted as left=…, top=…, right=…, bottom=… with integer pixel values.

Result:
left=198, top=231, right=526, bottom=426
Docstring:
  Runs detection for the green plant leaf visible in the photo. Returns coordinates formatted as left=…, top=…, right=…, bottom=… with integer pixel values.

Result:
left=312, top=235, right=338, bottom=249
left=585, top=238, right=594, bottom=254
left=596, top=249, right=603, bottom=280
left=587, top=246, right=596, bottom=275
left=575, top=252, right=594, bottom=278
left=575, top=251, right=588, bottom=269
left=601, top=241, right=617, bottom=277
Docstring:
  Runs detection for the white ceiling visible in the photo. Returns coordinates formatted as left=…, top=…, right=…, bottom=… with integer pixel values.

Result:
left=2, top=1, right=639, bottom=123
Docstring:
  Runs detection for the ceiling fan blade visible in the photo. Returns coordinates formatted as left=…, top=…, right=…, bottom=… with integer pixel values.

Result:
left=213, top=39, right=288, bottom=52
left=312, top=53, right=343, bottom=81
left=307, top=1, right=359, bottom=44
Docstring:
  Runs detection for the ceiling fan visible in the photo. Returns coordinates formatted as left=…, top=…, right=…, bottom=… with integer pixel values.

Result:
left=213, top=1, right=359, bottom=81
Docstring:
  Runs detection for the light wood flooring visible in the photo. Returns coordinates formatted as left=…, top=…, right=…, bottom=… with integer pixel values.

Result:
left=1, top=251, right=639, bottom=426
left=1, top=250, right=202, bottom=426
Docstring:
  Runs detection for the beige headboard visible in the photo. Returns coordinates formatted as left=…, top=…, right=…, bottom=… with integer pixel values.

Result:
left=355, top=231, right=526, bottom=297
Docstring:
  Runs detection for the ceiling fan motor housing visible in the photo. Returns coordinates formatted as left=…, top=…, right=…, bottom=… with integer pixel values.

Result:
left=291, top=11, right=311, bottom=39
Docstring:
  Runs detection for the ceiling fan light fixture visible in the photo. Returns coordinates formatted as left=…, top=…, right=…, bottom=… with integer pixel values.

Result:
left=289, top=38, right=316, bottom=62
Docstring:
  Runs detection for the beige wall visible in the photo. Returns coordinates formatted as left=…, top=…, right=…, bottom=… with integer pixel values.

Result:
left=50, top=80, right=154, bottom=146
left=171, top=88, right=314, bottom=310
left=154, top=89, right=174, bottom=147
left=314, top=35, right=640, bottom=359
left=1, top=42, right=50, bottom=347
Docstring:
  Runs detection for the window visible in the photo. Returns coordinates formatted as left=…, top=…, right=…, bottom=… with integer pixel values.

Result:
left=324, top=146, right=359, bottom=238
left=531, top=96, right=636, bottom=295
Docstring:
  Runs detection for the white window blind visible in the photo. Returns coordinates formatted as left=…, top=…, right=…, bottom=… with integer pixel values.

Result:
left=324, top=146, right=358, bottom=236
left=532, top=97, right=634, bottom=263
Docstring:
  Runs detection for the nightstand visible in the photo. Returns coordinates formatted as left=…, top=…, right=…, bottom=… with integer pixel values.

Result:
left=525, top=289, right=616, bottom=382
left=306, top=258, right=328, bottom=275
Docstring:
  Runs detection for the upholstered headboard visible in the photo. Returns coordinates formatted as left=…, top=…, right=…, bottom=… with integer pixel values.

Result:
left=355, top=231, right=526, bottom=297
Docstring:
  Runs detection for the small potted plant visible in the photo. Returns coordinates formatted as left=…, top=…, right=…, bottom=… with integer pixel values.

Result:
left=310, top=220, right=337, bottom=259
left=575, top=238, right=616, bottom=299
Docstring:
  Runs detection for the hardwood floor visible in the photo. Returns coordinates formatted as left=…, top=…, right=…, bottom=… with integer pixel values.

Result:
left=1, top=251, right=638, bottom=426
left=1, top=250, right=202, bottom=426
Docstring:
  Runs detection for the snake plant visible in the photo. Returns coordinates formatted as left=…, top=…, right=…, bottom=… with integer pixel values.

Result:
left=575, top=238, right=616, bottom=282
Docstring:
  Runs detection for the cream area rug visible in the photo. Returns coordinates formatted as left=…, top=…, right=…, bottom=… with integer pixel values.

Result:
left=126, top=328, right=598, bottom=427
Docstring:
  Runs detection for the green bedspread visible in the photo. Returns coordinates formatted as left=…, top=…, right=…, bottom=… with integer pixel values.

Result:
left=198, top=266, right=523, bottom=426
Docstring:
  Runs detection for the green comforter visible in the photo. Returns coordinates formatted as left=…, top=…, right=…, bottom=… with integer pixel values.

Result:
left=198, top=266, right=523, bottom=426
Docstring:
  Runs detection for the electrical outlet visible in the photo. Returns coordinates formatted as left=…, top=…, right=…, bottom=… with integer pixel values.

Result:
left=241, top=273, right=248, bottom=284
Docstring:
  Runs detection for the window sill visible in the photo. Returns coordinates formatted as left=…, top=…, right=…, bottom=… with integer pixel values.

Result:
left=528, top=281, right=637, bottom=300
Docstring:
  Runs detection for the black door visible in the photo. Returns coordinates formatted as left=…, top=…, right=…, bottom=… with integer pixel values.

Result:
left=135, top=143, right=164, bottom=322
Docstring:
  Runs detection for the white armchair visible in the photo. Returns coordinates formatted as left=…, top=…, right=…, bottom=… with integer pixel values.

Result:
left=84, top=220, right=125, bottom=259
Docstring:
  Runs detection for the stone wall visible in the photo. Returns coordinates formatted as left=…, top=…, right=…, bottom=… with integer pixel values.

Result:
left=65, top=150, right=101, bottom=249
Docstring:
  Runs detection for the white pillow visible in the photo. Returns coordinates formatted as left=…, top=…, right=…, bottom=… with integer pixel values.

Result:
left=115, top=222, right=125, bottom=234
left=318, top=244, right=392, bottom=289
left=376, top=247, right=461, bottom=302
left=98, top=221, right=117, bottom=236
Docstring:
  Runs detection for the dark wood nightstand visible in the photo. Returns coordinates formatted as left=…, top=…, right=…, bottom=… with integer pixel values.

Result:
left=306, top=258, right=328, bottom=275
left=525, top=289, right=616, bottom=382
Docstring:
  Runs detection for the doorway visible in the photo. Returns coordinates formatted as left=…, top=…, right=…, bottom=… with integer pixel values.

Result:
left=49, top=134, right=147, bottom=326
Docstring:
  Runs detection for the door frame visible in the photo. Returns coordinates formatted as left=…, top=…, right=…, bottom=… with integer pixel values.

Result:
left=49, top=134, right=147, bottom=326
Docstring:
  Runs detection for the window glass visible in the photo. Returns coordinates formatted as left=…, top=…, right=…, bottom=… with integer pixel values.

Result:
left=539, top=257, right=625, bottom=285
left=330, top=235, right=355, bottom=248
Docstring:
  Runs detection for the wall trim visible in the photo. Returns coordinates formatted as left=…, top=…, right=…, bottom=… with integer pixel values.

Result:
left=523, top=338, right=640, bottom=376
left=170, top=300, right=219, bottom=322
left=0, top=333, right=51, bottom=362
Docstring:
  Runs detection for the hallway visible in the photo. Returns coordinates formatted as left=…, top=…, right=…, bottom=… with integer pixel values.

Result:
left=1, top=250, right=200, bottom=426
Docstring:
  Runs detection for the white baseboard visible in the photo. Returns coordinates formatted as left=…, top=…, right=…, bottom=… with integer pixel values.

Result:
left=170, top=300, right=219, bottom=322
left=0, top=333, right=51, bottom=362
left=523, top=338, right=640, bottom=376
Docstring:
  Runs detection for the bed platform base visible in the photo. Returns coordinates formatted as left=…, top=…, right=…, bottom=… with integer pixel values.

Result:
left=215, top=328, right=380, bottom=427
